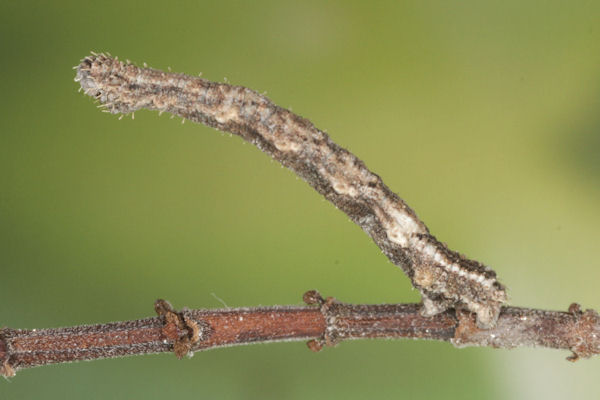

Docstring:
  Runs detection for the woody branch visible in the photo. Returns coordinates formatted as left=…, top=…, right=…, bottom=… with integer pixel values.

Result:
left=2, top=292, right=599, bottom=377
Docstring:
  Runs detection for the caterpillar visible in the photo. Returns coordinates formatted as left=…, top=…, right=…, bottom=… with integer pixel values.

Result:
left=75, top=53, right=507, bottom=328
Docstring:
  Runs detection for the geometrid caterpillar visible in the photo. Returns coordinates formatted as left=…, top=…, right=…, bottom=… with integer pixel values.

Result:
left=76, top=52, right=507, bottom=328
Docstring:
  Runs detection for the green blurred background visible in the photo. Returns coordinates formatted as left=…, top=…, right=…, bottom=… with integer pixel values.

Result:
left=1, top=1, right=599, bottom=398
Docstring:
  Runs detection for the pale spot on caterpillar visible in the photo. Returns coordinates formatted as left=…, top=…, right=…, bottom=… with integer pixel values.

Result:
left=273, top=138, right=302, bottom=152
left=331, top=180, right=358, bottom=197
left=413, top=265, right=436, bottom=289
left=215, top=108, right=239, bottom=124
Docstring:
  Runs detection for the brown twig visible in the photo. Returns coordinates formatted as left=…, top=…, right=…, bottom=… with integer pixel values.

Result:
left=1, top=292, right=599, bottom=377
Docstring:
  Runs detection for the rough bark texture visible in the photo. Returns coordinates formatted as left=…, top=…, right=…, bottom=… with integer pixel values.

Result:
left=2, top=293, right=599, bottom=377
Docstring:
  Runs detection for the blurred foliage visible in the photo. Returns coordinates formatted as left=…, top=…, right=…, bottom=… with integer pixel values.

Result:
left=1, top=1, right=599, bottom=399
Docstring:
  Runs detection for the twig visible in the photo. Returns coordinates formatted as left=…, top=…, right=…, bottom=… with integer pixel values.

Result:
left=74, top=53, right=506, bottom=328
left=2, top=292, right=599, bottom=377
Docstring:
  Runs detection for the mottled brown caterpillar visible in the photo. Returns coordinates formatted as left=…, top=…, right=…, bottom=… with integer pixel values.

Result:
left=75, top=53, right=507, bottom=328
